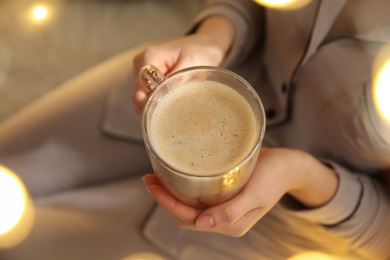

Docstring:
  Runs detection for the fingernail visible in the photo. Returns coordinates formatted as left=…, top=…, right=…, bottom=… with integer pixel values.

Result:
left=196, top=215, right=215, bottom=230
left=135, top=91, right=147, bottom=101
left=142, top=176, right=152, bottom=186
left=146, top=187, right=155, bottom=199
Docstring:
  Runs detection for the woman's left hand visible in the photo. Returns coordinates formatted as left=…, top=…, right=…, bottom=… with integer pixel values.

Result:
left=142, top=147, right=339, bottom=237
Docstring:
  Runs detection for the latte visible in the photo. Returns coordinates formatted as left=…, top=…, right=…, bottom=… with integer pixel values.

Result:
left=149, top=80, right=259, bottom=176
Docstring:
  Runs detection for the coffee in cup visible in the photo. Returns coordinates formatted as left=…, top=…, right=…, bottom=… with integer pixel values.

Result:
left=141, top=65, right=266, bottom=207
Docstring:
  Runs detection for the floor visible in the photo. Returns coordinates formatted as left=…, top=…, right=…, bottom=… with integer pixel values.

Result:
left=0, top=0, right=202, bottom=122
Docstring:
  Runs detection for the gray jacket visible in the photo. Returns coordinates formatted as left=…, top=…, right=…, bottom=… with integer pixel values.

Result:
left=102, top=0, right=390, bottom=258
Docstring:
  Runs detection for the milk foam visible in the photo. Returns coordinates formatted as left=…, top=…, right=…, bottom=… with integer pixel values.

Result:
left=150, top=80, right=258, bottom=176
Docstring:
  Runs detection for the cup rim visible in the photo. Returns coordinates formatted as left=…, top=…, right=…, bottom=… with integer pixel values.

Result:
left=141, top=66, right=266, bottom=178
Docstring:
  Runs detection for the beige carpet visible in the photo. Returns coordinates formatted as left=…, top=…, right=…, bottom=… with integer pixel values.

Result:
left=0, top=0, right=202, bottom=122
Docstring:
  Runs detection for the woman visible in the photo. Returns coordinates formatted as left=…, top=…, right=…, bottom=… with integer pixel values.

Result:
left=133, top=0, right=390, bottom=259
left=0, top=0, right=389, bottom=259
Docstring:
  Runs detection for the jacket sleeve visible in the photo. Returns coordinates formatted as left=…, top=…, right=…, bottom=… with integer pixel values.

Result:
left=286, top=161, right=390, bottom=260
left=278, top=3, right=390, bottom=252
left=284, top=42, right=390, bottom=259
left=186, top=0, right=265, bottom=67
left=291, top=1, right=390, bottom=256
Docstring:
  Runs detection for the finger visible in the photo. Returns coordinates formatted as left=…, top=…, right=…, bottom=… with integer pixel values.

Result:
left=167, top=53, right=205, bottom=75
left=195, top=187, right=263, bottom=231
left=201, top=206, right=266, bottom=237
left=195, top=193, right=267, bottom=237
left=132, top=71, right=152, bottom=112
left=142, top=173, right=160, bottom=186
left=132, top=50, right=157, bottom=112
left=132, top=90, right=148, bottom=115
left=143, top=174, right=205, bottom=229
left=133, top=46, right=172, bottom=77
left=147, top=185, right=202, bottom=225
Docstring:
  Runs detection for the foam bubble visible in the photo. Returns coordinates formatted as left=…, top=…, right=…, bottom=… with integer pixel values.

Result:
left=150, top=80, right=258, bottom=176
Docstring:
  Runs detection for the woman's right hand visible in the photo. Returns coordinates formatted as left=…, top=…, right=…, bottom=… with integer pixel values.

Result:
left=132, top=16, right=236, bottom=114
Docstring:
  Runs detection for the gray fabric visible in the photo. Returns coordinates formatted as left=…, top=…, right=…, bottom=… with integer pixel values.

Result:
left=100, top=46, right=146, bottom=144
left=0, top=47, right=158, bottom=260
left=187, top=0, right=265, bottom=69
left=1, top=0, right=390, bottom=259
left=0, top=178, right=165, bottom=260
left=0, top=49, right=152, bottom=199
left=144, top=205, right=360, bottom=260
left=293, top=0, right=347, bottom=77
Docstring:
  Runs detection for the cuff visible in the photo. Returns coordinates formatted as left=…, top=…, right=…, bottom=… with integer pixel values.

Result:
left=185, top=1, right=263, bottom=68
left=284, top=161, right=363, bottom=226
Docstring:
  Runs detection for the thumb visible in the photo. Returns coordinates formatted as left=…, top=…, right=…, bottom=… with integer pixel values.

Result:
left=195, top=193, right=256, bottom=230
left=196, top=196, right=269, bottom=238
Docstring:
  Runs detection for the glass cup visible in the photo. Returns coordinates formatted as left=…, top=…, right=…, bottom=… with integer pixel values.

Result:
left=141, top=65, right=266, bottom=207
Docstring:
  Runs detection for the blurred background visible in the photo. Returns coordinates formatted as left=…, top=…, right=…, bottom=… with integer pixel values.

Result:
left=0, top=1, right=202, bottom=256
left=0, top=0, right=203, bottom=122
left=0, top=1, right=388, bottom=259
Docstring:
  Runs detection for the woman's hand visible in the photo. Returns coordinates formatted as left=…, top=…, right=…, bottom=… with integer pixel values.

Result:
left=132, top=16, right=235, bottom=114
left=142, top=147, right=339, bottom=237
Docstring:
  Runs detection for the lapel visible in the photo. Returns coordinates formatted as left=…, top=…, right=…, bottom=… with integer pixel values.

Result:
left=262, top=0, right=348, bottom=127
left=278, top=0, right=347, bottom=126
left=292, top=0, right=348, bottom=81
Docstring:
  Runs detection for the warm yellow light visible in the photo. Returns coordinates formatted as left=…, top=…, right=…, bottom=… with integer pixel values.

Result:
left=0, top=167, right=26, bottom=235
left=253, top=0, right=312, bottom=10
left=223, top=167, right=239, bottom=187
left=374, top=58, right=390, bottom=122
left=288, top=251, right=337, bottom=260
left=32, top=6, right=48, bottom=21
left=0, top=166, right=34, bottom=248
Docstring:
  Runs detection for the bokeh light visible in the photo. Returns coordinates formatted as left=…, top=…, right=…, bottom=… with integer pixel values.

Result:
left=373, top=57, right=390, bottom=122
left=0, top=167, right=26, bottom=235
left=30, top=4, right=50, bottom=24
left=253, top=0, right=312, bottom=10
left=288, top=251, right=352, bottom=260
left=33, top=6, right=48, bottom=20
left=0, top=166, right=34, bottom=248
